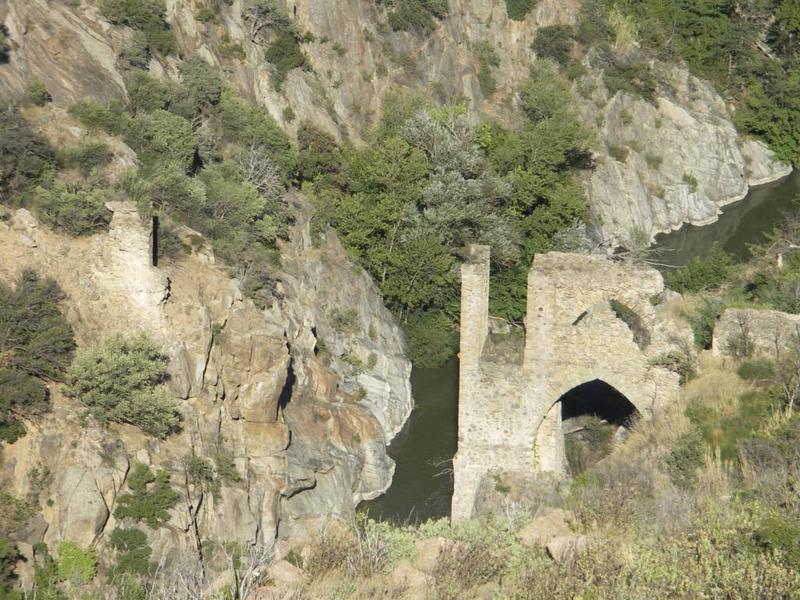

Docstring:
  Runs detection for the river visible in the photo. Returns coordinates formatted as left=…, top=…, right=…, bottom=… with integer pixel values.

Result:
left=363, top=171, right=800, bottom=523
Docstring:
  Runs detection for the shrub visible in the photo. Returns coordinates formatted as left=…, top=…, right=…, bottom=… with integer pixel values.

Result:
left=738, top=358, right=775, bottom=381
left=686, top=298, right=723, bottom=349
left=649, top=351, right=695, bottom=384
left=265, top=30, right=307, bottom=90
left=114, top=463, right=180, bottom=528
left=687, top=388, right=782, bottom=462
left=474, top=40, right=500, bottom=96
left=609, top=299, right=649, bottom=348
left=28, top=79, right=51, bottom=106
left=109, top=528, right=154, bottom=577
left=58, top=142, right=113, bottom=175
left=660, top=428, right=705, bottom=489
left=505, top=0, right=538, bottom=21
left=195, top=4, right=215, bottom=22
left=0, top=108, right=55, bottom=198
left=384, top=0, right=448, bottom=32
left=666, top=242, right=734, bottom=293
left=644, top=152, right=663, bottom=169
left=219, top=35, right=246, bottom=61
left=532, top=24, right=574, bottom=66
left=434, top=540, right=505, bottom=599
left=607, top=143, right=629, bottom=162
left=68, top=100, right=130, bottom=134
left=296, top=122, right=341, bottom=181
left=0, top=537, right=21, bottom=595
left=99, top=0, right=176, bottom=55
left=66, top=334, right=182, bottom=438
left=683, top=171, right=699, bottom=192
left=56, top=541, right=96, bottom=585
left=603, top=58, right=658, bottom=103
left=126, top=109, right=197, bottom=169
left=0, top=26, right=9, bottom=64
left=328, top=306, right=360, bottom=334
left=120, top=31, right=151, bottom=69
left=0, top=270, right=75, bottom=443
left=754, top=512, right=800, bottom=569
left=32, top=178, right=112, bottom=236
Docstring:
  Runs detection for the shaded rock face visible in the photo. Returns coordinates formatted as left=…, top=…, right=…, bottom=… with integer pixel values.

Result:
left=0, top=0, right=790, bottom=243
left=579, top=63, right=792, bottom=245
left=278, top=195, right=413, bottom=441
left=0, top=197, right=405, bottom=571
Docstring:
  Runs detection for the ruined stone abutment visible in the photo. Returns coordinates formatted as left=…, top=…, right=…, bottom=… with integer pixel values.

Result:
left=451, top=246, right=683, bottom=520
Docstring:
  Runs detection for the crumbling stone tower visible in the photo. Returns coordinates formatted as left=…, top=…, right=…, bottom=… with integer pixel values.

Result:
left=451, top=245, right=682, bottom=520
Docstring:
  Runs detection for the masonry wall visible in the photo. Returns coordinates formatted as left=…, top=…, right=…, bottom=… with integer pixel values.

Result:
left=452, top=248, right=682, bottom=520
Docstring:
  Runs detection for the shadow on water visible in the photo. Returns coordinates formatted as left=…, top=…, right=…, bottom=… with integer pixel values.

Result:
left=362, top=170, right=799, bottom=522
left=360, top=358, right=458, bottom=523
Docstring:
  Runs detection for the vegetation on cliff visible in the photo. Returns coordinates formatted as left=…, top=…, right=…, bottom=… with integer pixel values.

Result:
left=66, top=334, right=182, bottom=438
left=0, top=270, right=75, bottom=444
left=310, top=62, right=594, bottom=365
left=566, top=0, right=800, bottom=166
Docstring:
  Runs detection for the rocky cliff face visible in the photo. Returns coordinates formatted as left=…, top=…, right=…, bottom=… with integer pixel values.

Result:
left=1, top=0, right=789, bottom=245
left=0, top=129, right=405, bottom=570
left=578, top=61, right=792, bottom=246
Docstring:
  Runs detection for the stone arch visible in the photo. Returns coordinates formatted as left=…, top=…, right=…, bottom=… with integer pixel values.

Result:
left=533, top=375, right=642, bottom=474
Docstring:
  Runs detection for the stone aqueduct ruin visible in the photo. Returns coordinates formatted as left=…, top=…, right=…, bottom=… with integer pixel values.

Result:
left=452, top=246, right=684, bottom=519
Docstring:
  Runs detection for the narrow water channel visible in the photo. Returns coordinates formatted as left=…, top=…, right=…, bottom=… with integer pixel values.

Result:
left=363, top=171, right=799, bottom=522
left=362, top=359, right=458, bottom=523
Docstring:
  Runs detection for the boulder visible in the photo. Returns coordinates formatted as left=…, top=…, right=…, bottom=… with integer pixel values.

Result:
left=518, top=507, right=573, bottom=548
left=546, top=534, right=592, bottom=563
left=388, top=559, right=433, bottom=596
left=413, top=536, right=449, bottom=574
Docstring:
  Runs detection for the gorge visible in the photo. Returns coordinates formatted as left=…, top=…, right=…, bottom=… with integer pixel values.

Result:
left=2, top=0, right=800, bottom=597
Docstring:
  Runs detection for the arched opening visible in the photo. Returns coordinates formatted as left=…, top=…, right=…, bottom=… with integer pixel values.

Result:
left=560, top=380, right=639, bottom=475
left=533, top=379, right=639, bottom=477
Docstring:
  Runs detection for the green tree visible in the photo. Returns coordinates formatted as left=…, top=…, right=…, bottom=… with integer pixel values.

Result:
left=114, top=463, right=180, bottom=528
left=99, top=0, right=175, bottom=55
left=532, top=25, right=575, bottom=66
left=126, top=109, right=197, bottom=169
left=665, top=242, right=735, bottom=293
left=0, top=270, right=75, bottom=443
left=109, top=528, right=153, bottom=577
left=0, top=537, right=21, bottom=599
left=66, top=334, right=181, bottom=438
left=0, top=108, right=54, bottom=199
left=505, top=0, right=537, bottom=21
left=265, top=30, right=307, bottom=90
left=178, top=56, right=223, bottom=111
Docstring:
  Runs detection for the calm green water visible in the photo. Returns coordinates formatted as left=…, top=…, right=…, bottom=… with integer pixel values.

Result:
left=654, top=171, right=800, bottom=267
left=361, top=359, right=458, bottom=523
left=363, top=171, right=798, bottom=522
